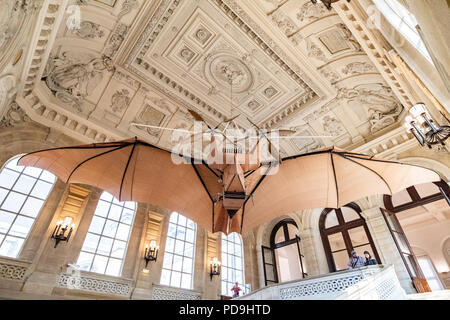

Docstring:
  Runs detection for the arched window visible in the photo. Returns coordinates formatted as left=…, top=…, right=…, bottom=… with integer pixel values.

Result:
left=261, top=219, right=306, bottom=286
left=319, top=203, right=380, bottom=272
left=373, top=0, right=431, bottom=61
left=76, top=191, right=136, bottom=277
left=160, top=212, right=197, bottom=289
left=0, top=155, right=56, bottom=258
left=221, top=232, right=245, bottom=296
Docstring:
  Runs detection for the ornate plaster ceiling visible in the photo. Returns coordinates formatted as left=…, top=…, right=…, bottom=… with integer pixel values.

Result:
left=16, top=0, right=409, bottom=156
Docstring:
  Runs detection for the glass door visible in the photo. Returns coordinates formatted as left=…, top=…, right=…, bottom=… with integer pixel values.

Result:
left=380, top=208, right=431, bottom=292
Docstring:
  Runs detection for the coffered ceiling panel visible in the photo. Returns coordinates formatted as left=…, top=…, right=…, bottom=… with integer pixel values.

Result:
left=24, top=0, right=408, bottom=155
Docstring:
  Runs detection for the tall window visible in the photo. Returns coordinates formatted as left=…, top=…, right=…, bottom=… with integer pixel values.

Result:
left=160, top=212, right=197, bottom=289
left=0, top=155, right=56, bottom=258
left=76, top=191, right=136, bottom=277
left=320, top=204, right=380, bottom=272
left=373, top=0, right=432, bottom=61
left=221, top=232, right=245, bottom=296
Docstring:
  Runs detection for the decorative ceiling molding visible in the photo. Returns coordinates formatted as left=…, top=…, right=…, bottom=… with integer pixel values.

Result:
left=332, top=1, right=414, bottom=108
left=19, top=0, right=70, bottom=97
left=16, top=90, right=121, bottom=143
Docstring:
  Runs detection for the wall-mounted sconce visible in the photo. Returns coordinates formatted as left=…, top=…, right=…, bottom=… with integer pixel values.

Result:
left=404, top=103, right=450, bottom=150
left=209, top=257, right=221, bottom=281
left=51, top=217, right=74, bottom=248
left=144, top=240, right=159, bottom=267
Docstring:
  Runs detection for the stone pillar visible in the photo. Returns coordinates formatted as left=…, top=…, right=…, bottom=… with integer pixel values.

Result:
left=22, top=184, right=92, bottom=295
left=243, top=231, right=260, bottom=292
left=202, top=231, right=221, bottom=299
left=362, top=207, right=415, bottom=294
left=298, top=228, right=322, bottom=277
left=131, top=206, right=168, bottom=299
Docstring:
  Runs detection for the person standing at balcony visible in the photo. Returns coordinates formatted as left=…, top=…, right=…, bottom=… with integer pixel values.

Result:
left=347, top=250, right=366, bottom=269
left=364, top=250, right=378, bottom=266
left=231, top=282, right=242, bottom=298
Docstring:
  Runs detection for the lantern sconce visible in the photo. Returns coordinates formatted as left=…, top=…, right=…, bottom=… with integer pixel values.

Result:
left=144, top=240, right=159, bottom=268
left=404, top=103, right=450, bottom=149
left=209, top=257, right=221, bottom=281
left=51, top=217, right=75, bottom=248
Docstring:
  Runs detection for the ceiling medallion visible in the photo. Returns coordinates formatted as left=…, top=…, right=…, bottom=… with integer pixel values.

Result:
left=204, top=53, right=253, bottom=94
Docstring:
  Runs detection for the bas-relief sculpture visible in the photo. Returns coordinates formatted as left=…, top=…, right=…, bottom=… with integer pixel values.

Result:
left=42, top=52, right=107, bottom=111
left=338, top=85, right=404, bottom=133
left=0, top=102, right=29, bottom=128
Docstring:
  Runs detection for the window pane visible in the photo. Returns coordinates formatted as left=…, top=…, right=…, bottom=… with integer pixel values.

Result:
left=115, top=223, right=130, bottom=241
left=20, top=197, right=44, bottom=218
left=160, top=212, right=196, bottom=289
left=0, top=188, right=7, bottom=204
left=100, top=192, right=113, bottom=202
left=0, top=156, right=56, bottom=258
left=168, top=223, right=176, bottom=238
left=333, top=250, right=350, bottom=271
left=89, top=216, right=106, bottom=234
left=102, top=220, right=118, bottom=238
left=105, top=258, right=122, bottom=277
left=12, top=175, right=36, bottom=194
left=325, top=210, right=339, bottom=228
left=182, top=258, right=192, bottom=274
left=172, top=255, right=183, bottom=272
left=160, top=269, right=171, bottom=286
left=23, top=167, right=42, bottom=178
left=94, top=200, right=110, bottom=218
left=77, top=252, right=94, bottom=271
left=176, top=227, right=186, bottom=240
left=5, top=157, right=24, bottom=172
left=170, top=271, right=181, bottom=287
left=184, top=242, right=194, bottom=258
left=97, top=236, right=113, bottom=256
left=108, top=204, right=122, bottom=221
left=0, top=236, right=24, bottom=258
left=9, top=216, right=34, bottom=238
left=178, top=215, right=187, bottom=227
left=82, top=233, right=100, bottom=253
left=91, top=255, right=108, bottom=274
left=342, top=207, right=360, bottom=223
left=185, top=229, right=194, bottom=243
left=328, top=232, right=346, bottom=252
left=348, top=226, right=370, bottom=247
left=2, top=192, right=26, bottom=212
left=120, top=209, right=134, bottom=225
left=174, top=240, right=184, bottom=255
left=39, top=171, right=56, bottom=183
left=110, top=240, right=126, bottom=259
left=163, top=253, right=173, bottom=269
left=181, top=274, right=191, bottom=289
left=0, top=169, right=19, bottom=189
left=165, top=237, right=175, bottom=253
left=30, top=180, right=53, bottom=199
left=77, top=191, right=136, bottom=276
left=0, top=211, right=16, bottom=234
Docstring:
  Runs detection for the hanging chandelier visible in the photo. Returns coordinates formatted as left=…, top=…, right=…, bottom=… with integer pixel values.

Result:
left=404, top=103, right=450, bottom=149
left=310, top=0, right=351, bottom=10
